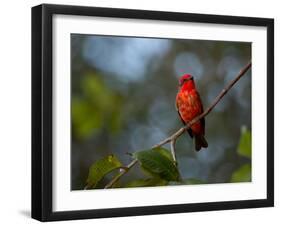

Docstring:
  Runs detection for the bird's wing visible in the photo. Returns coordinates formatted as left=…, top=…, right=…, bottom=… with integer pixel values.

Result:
left=175, top=94, right=194, bottom=138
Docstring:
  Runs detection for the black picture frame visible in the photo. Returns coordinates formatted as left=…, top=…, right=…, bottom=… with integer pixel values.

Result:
left=32, top=3, right=274, bottom=222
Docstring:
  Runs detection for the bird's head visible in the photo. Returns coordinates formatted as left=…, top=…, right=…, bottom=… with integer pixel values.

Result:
left=179, top=74, right=194, bottom=88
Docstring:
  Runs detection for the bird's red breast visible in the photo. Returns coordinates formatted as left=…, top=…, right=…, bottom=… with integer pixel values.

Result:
left=176, top=74, right=208, bottom=151
left=176, top=88, right=204, bottom=135
left=176, top=74, right=205, bottom=134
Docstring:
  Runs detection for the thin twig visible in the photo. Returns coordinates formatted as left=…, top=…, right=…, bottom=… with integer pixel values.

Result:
left=170, top=139, right=177, bottom=166
left=104, top=159, right=138, bottom=189
left=104, top=61, right=252, bottom=189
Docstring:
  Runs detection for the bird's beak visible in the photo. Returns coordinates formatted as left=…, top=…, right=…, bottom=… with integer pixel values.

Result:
left=188, top=76, right=194, bottom=81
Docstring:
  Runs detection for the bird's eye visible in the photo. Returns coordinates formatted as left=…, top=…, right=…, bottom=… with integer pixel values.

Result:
left=180, top=77, right=193, bottom=86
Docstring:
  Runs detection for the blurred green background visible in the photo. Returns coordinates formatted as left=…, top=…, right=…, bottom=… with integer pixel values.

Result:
left=71, top=34, right=251, bottom=190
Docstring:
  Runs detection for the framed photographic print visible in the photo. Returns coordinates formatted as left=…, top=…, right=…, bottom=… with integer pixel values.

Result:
left=32, top=4, right=274, bottom=221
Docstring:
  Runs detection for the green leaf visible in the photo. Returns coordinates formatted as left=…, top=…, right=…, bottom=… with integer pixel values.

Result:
left=86, top=155, right=122, bottom=188
left=231, top=164, right=251, bottom=182
left=132, top=148, right=180, bottom=182
left=237, top=126, right=251, bottom=158
left=125, top=178, right=168, bottom=188
left=153, top=147, right=174, bottom=161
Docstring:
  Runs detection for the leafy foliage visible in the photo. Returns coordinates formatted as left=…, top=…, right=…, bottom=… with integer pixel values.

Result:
left=84, top=127, right=252, bottom=189
left=84, top=148, right=180, bottom=189
left=86, top=155, right=122, bottom=189
left=132, top=148, right=180, bottom=182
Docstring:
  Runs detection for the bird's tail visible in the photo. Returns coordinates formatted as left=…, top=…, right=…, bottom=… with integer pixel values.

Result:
left=194, top=134, right=208, bottom=151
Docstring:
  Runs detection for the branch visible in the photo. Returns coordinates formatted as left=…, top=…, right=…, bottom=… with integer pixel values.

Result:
left=104, top=159, right=138, bottom=189
left=104, top=61, right=252, bottom=189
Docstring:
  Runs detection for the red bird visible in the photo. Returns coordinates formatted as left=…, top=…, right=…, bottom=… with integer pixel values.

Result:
left=176, top=74, right=208, bottom=151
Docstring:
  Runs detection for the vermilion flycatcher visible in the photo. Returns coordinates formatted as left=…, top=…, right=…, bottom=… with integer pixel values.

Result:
left=176, top=74, right=208, bottom=151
